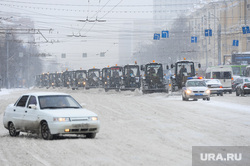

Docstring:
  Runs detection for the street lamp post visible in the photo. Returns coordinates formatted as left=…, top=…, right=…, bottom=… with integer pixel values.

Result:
left=211, top=11, right=222, bottom=66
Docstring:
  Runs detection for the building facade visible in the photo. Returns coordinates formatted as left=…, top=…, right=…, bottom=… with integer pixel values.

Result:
left=187, top=0, right=250, bottom=67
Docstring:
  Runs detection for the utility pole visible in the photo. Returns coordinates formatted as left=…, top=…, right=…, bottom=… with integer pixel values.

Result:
left=5, top=30, right=10, bottom=89
left=218, top=24, right=221, bottom=65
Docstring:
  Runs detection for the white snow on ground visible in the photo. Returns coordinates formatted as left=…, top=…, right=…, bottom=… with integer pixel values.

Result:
left=0, top=88, right=250, bottom=166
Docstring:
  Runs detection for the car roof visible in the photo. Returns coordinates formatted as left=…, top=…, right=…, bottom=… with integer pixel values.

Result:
left=22, top=92, right=69, bottom=97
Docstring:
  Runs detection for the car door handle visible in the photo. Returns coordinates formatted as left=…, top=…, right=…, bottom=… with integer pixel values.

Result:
left=25, top=111, right=27, bottom=113
left=13, top=109, right=16, bottom=112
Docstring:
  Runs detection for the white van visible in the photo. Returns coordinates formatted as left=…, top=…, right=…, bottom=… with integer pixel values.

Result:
left=205, top=66, right=233, bottom=93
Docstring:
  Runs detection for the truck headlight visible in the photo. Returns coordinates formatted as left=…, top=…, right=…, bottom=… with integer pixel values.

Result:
left=53, top=117, right=70, bottom=122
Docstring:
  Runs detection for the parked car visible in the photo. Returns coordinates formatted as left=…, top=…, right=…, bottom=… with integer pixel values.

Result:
left=182, top=79, right=210, bottom=101
left=235, top=77, right=250, bottom=96
left=232, top=77, right=244, bottom=92
left=3, top=92, right=100, bottom=140
left=204, top=79, right=224, bottom=96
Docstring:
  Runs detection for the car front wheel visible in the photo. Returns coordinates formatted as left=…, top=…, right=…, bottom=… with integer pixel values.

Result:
left=86, top=133, right=96, bottom=139
left=41, top=122, right=53, bottom=140
left=241, top=89, right=245, bottom=96
left=8, top=122, right=20, bottom=137
left=182, top=92, right=189, bottom=101
left=236, top=89, right=239, bottom=96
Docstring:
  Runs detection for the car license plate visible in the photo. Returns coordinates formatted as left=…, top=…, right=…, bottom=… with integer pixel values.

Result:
left=195, top=93, right=203, bottom=96
left=73, top=123, right=88, bottom=128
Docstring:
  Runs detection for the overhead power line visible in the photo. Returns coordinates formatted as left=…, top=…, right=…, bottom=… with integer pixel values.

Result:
left=0, top=0, right=211, bottom=7
left=0, top=3, right=196, bottom=13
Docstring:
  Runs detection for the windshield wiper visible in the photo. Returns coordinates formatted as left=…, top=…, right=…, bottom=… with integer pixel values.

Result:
left=60, top=106, right=80, bottom=109
left=42, top=107, right=61, bottom=109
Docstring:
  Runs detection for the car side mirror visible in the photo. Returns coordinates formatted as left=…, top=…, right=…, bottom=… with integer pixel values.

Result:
left=28, top=104, right=37, bottom=109
left=171, top=64, right=174, bottom=68
left=198, top=63, right=201, bottom=68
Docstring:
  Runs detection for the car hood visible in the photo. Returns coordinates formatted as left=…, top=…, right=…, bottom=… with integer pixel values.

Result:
left=40, top=108, right=97, bottom=117
left=187, top=87, right=208, bottom=91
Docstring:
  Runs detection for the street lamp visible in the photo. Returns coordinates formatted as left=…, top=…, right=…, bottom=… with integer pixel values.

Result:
left=211, top=11, right=222, bottom=66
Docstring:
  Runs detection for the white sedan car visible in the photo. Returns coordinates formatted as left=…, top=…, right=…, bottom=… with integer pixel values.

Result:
left=182, top=79, right=210, bottom=101
left=3, top=92, right=100, bottom=140
left=204, top=79, right=224, bottom=96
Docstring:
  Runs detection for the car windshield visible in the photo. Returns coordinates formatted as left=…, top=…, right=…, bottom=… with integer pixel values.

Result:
left=187, top=80, right=206, bottom=87
left=38, top=95, right=81, bottom=109
left=146, top=64, right=163, bottom=77
left=176, top=62, right=194, bottom=76
left=124, top=66, right=139, bottom=77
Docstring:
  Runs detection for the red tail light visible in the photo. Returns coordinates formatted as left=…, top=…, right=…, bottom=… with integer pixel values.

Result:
left=220, top=86, right=223, bottom=88
left=244, top=84, right=247, bottom=88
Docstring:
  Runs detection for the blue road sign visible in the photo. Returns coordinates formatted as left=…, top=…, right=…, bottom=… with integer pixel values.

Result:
left=191, top=36, right=197, bottom=43
left=205, top=29, right=212, bottom=37
left=205, top=29, right=209, bottom=37
left=154, top=33, right=160, bottom=40
left=246, top=26, right=250, bottom=33
left=162, top=31, right=169, bottom=38
left=242, top=27, right=247, bottom=34
left=209, top=29, right=212, bottom=36
left=233, top=40, right=239, bottom=46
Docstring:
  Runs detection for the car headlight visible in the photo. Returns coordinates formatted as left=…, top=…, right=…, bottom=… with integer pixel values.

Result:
left=186, top=89, right=192, bottom=94
left=53, top=117, right=70, bottom=122
left=89, top=116, right=98, bottom=121
left=205, top=89, right=210, bottom=94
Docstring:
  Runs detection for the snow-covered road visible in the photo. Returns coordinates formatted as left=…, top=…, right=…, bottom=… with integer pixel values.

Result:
left=0, top=88, right=250, bottom=166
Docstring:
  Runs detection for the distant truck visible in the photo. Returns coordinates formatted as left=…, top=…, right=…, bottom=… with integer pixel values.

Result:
left=87, top=68, right=101, bottom=89
left=102, top=67, right=111, bottom=89
left=120, top=64, right=141, bottom=91
left=141, top=61, right=168, bottom=94
left=74, top=70, right=88, bottom=89
left=170, top=59, right=200, bottom=92
left=104, top=65, right=123, bottom=92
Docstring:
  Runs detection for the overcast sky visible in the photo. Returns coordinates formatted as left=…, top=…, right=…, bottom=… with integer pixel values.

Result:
left=1, top=0, right=156, bottom=69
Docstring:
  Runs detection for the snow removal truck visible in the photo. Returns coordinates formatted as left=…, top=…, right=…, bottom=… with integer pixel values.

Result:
left=140, top=61, right=168, bottom=94
left=170, top=59, right=201, bottom=92
left=120, top=64, right=141, bottom=91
